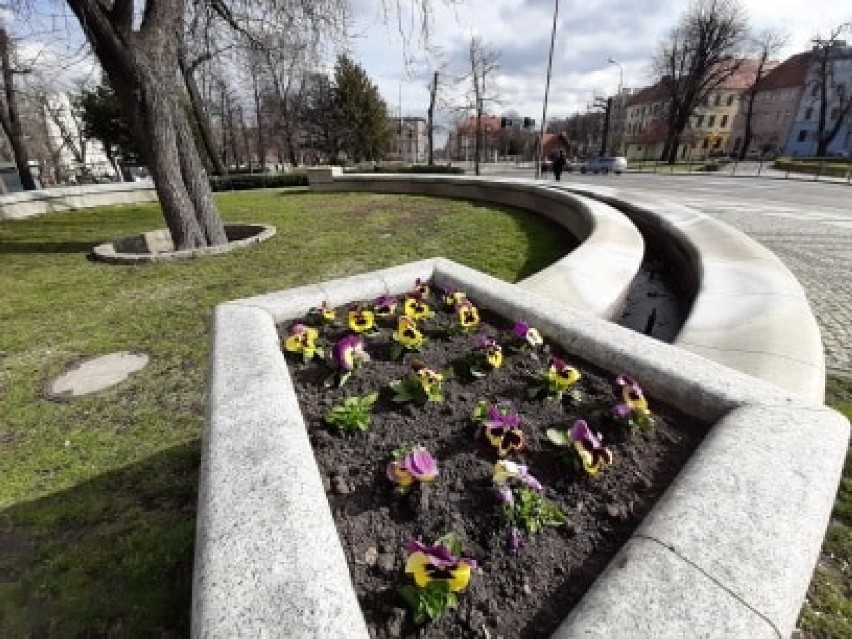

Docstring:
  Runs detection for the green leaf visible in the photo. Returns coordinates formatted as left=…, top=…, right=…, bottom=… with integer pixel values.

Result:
left=437, top=532, right=462, bottom=555
left=546, top=428, right=571, bottom=447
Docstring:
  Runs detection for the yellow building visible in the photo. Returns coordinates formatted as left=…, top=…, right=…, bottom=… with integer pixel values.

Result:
left=623, top=60, right=764, bottom=161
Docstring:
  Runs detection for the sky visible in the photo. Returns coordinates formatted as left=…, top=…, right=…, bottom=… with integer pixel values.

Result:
left=347, top=0, right=852, bottom=127
left=5, top=0, right=851, bottom=135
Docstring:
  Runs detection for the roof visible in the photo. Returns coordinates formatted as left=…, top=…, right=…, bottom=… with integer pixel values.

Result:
left=456, top=115, right=502, bottom=135
left=756, top=52, right=811, bottom=91
left=626, top=84, right=668, bottom=107
left=626, top=58, right=778, bottom=107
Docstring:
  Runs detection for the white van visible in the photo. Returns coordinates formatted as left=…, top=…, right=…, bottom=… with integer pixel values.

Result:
left=580, top=156, right=628, bottom=175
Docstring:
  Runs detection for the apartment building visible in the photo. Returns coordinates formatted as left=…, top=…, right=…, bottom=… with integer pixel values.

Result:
left=622, top=61, right=763, bottom=161
left=784, top=42, right=852, bottom=157
left=728, top=52, right=810, bottom=157
left=389, top=117, right=429, bottom=163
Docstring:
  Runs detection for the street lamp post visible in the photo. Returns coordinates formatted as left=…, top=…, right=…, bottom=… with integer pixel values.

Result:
left=608, top=57, right=623, bottom=96
left=535, top=0, right=559, bottom=179
left=608, top=57, right=623, bottom=155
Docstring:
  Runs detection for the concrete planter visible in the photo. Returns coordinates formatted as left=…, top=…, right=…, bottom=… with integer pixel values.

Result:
left=194, top=258, right=848, bottom=638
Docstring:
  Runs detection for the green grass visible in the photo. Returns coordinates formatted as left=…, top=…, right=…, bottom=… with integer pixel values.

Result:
left=0, top=190, right=573, bottom=637
left=797, top=375, right=852, bottom=638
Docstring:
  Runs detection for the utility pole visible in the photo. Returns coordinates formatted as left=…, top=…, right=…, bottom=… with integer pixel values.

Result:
left=536, top=0, right=559, bottom=179
left=597, top=97, right=612, bottom=156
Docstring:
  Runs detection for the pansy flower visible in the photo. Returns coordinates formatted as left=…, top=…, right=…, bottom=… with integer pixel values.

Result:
left=481, top=403, right=525, bottom=457
left=415, top=363, right=444, bottom=397
left=477, top=336, right=503, bottom=368
left=308, top=301, right=336, bottom=325
left=393, top=315, right=424, bottom=349
left=513, top=321, right=544, bottom=348
left=570, top=420, right=613, bottom=475
left=405, top=538, right=477, bottom=592
left=441, top=285, right=467, bottom=308
left=548, top=357, right=581, bottom=390
left=411, top=278, right=431, bottom=300
left=332, top=334, right=370, bottom=371
left=347, top=306, right=375, bottom=333
left=284, top=323, right=320, bottom=360
left=373, top=294, right=398, bottom=317
left=457, top=299, right=480, bottom=330
left=492, top=459, right=544, bottom=504
left=387, top=446, right=439, bottom=491
left=613, top=374, right=651, bottom=418
left=403, top=296, right=434, bottom=320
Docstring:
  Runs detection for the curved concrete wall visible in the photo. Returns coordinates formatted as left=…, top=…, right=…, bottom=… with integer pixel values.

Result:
left=310, top=171, right=645, bottom=321
left=0, top=181, right=158, bottom=220
left=561, top=186, right=826, bottom=403
left=309, top=170, right=825, bottom=402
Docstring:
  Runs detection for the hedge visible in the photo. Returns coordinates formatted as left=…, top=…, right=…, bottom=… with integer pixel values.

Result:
left=208, top=173, right=309, bottom=191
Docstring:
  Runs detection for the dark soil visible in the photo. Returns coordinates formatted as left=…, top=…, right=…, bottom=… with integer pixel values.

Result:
left=280, top=298, right=708, bottom=639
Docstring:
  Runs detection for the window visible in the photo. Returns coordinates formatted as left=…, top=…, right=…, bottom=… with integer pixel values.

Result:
left=811, top=84, right=819, bottom=97
left=805, top=107, right=813, bottom=120
left=714, top=93, right=721, bottom=106
left=721, top=114, right=729, bottom=128
left=707, top=115, right=716, bottom=127
left=727, top=94, right=735, bottom=106
left=797, top=129, right=807, bottom=142
left=695, top=114, right=704, bottom=128
left=702, top=138, right=709, bottom=149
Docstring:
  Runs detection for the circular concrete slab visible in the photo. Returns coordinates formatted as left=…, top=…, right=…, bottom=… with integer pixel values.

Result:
left=47, top=352, right=149, bottom=399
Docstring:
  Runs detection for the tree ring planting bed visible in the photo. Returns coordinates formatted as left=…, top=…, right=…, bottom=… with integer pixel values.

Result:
left=279, top=291, right=708, bottom=639
left=90, top=223, right=275, bottom=264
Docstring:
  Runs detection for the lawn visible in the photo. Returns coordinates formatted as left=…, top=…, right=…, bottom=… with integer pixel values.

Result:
left=0, top=189, right=847, bottom=637
left=0, top=190, right=572, bottom=637
left=797, top=375, right=852, bottom=638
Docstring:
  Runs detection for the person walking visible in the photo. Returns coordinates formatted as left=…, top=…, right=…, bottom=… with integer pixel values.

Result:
left=553, top=150, right=567, bottom=181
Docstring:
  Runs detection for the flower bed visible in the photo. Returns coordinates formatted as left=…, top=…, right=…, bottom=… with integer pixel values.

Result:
left=278, top=282, right=708, bottom=639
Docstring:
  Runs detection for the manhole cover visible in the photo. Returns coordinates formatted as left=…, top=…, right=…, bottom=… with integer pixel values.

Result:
left=47, top=352, right=149, bottom=398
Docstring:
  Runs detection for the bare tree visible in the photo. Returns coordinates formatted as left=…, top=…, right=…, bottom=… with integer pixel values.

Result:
left=465, top=35, right=500, bottom=176
left=0, top=26, right=37, bottom=190
left=655, top=0, right=748, bottom=163
left=807, top=24, right=852, bottom=157
left=737, top=29, right=787, bottom=160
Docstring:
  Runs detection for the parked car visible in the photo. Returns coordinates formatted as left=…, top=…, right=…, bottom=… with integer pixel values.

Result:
left=580, top=156, right=628, bottom=175
left=540, top=157, right=553, bottom=172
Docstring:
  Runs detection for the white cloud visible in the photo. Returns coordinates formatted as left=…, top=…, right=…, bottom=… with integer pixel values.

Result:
left=350, top=0, right=852, bottom=127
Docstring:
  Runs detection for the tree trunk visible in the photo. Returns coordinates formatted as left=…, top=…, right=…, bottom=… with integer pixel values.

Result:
left=65, top=0, right=227, bottom=249
left=738, top=89, right=758, bottom=160
left=427, top=71, right=437, bottom=166
left=0, top=28, right=37, bottom=191
left=179, top=50, right=227, bottom=176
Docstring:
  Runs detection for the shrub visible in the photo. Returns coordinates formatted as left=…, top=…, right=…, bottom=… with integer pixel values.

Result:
left=208, top=173, right=308, bottom=191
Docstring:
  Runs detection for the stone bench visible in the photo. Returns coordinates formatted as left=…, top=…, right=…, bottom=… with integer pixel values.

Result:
left=561, top=185, right=826, bottom=403
left=307, top=170, right=645, bottom=321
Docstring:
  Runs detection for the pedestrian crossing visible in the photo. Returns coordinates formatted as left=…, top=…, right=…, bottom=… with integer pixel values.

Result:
left=675, top=198, right=852, bottom=231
